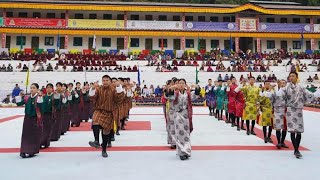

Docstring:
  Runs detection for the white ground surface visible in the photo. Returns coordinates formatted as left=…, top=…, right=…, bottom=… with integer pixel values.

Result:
left=0, top=107, right=319, bottom=180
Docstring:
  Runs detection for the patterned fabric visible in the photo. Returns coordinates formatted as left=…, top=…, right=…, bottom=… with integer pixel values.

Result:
left=90, top=85, right=125, bottom=134
left=227, top=84, right=238, bottom=114
left=205, top=85, right=216, bottom=108
left=259, top=92, right=273, bottom=127
left=282, top=83, right=315, bottom=133
left=235, top=91, right=245, bottom=118
left=168, top=91, right=196, bottom=157
left=242, top=85, right=260, bottom=121
left=272, top=89, right=287, bottom=130
left=215, top=86, right=226, bottom=110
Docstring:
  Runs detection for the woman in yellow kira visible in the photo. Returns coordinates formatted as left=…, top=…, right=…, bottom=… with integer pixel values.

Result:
left=237, top=77, right=260, bottom=136
left=259, top=81, right=274, bottom=144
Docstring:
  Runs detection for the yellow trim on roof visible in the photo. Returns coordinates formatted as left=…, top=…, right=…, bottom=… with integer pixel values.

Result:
left=2, top=28, right=320, bottom=38
left=0, top=3, right=319, bottom=16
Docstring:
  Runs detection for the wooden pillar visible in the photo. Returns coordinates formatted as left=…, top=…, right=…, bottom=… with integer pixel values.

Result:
left=2, top=33, right=6, bottom=48
left=181, top=36, right=185, bottom=50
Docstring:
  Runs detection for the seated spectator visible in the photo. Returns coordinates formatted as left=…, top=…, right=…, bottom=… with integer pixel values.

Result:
left=132, top=65, right=138, bottom=72
left=154, top=85, right=162, bottom=97
left=7, top=64, right=13, bottom=72
left=217, top=74, right=222, bottom=81
left=172, top=59, right=178, bottom=66
left=22, top=64, right=28, bottom=72
left=272, top=74, right=277, bottom=81
left=307, top=76, right=313, bottom=83
left=186, top=60, right=192, bottom=66
left=156, top=65, right=160, bottom=72
left=314, top=74, right=319, bottom=80
left=46, top=63, right=53, bottom=71
left=199, top=64, right=205, bottom=71
left=2, top=95, right=11, bottom=104
left=206, top=66, right=212, bottom=72
left=179, top=60, right=185, bottom=66
left=16, top=63, right=22, bottom=71
left=257, top=75, right=262, bottom=82
left=166, top=64, right=172, bottom=71
left=301, top=63, right=308, bottom=71
left=172, top=65, right=178, bottom=72
left=193, top=61, right=199, bottom=66
left=0, top=64, right=6, bottom=72
left=224, top=74, right=229, bottom=81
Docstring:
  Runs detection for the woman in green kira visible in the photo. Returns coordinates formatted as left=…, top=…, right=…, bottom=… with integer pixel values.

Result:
left=15, top=83, right=44, bottom=158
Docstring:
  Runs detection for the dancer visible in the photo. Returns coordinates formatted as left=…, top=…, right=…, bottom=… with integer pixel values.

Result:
left=272, top=80, right=289, bottom=149
left=223, top=81, right=230, bottom=122
left=259, top=81, right=274, bottom=143
left=70, top=82, right=81, bottom=127
left=205, top=79, right=215, bottom=116
left=164, top=79, right=177, bottom=149
left=214, top=80, right=225, bottom=120
left=16, top=83, right=43, bottom=158
left=238, top=77, right=260, bottom=135
left=167, top=79, right=198, bottom=160
left=235, top=81, right=245, bottom=130
left=88, top=75, right=126, bottom=158
left=50, top=82, right=63, bottom=141
left=226, top=77, right=238, bottom=124
left=280, top=72, right=320, bottom=158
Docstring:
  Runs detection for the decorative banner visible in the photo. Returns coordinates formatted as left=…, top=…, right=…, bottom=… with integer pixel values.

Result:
left=260, top=23, right=311, bottom=32
left=127, top=20, right=183, bottom=30
left=65, top=34, right=68, bottom=49
left=185, top=22, right=236, bottom=31
left=257, top=38, right=261, bottom=53
left=5, top=18, right=66, bottom=27
left=239, top=18, right=257, bottom=31
left=314, top=24, right=320, bottom=32
left=0, top=17, right=3, bottom=26
left=2, top=33, right=5, bottom=48
left=181, top=36, right=185, bottom=50
left=124, top=35, right=128, bottom=49
left=68, top=19, right=124, bottom=29
left=311, top=38, right=315, bottom=50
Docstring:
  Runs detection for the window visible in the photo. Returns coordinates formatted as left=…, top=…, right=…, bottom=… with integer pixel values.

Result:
left=293, top=18, right=300, bottom=23
left=46, top=13, right=55, bottom=18
left=211, top=40, right=219, bottom=48
left=130, top=38, right=139, bottom=47
left=18, top=12, right=28, bottom=18
left=61, top=13, right=65, bottom=19
left=185, top=16, right=193, bottom=22
left=117, top=14, right=124, bottom=20
left=280, top=18, right=287, bottom=23
left=6, top=12, right=13, bottom=17
left=33, top=12, right=41, bottom=18
left=173, top=15, right=180, bottom=21
left=44, top=37, right=54, bottom=46
left=231, top=16, right=235, bottom=22
left=130, top=15, right=139, bottom=20
left=305, top=18, right=310, bottom=23
left=159, top=15, right=167, bottom=21
left=266, top=18, right=275, bottom=23
left=158, top=39, right=168, bottom=48
left=317, top=18, right=320, bottom=24
left=293, top=41, right=301, bottom=49
left=210, top=16, right=218, bottom=22
left=102, top=38, right=111, bottom=47
left=306, top=40, right=311, bottom=50
left=223, top=17, right=231, bottom=22
left=267, top=40, right=275, bottom=49
left=198, top=16, right=205, bottom=22
left=224, top=39, right=231, bottom=50
left=319, top=41, right=320, bottom=50
left=103, top=14, right=112, bottom=20
left=74, top=13, right=84, bottom=19
left=16, top=36, right=26, bottom=46
left=145, top=15, right=153, bottom=21
left=89, top=14, right=97, bottom=19
left=186, top=39, right=194, bottom=48
left=73, top=37, right=83, bottom=46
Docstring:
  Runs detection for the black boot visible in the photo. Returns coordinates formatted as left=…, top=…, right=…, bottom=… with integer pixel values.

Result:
left=180, top=155, right=188, bottom=161
left=110, top=130, right=115, bottom=141
left=116, top=127, right=120, bottom=135
left=170, top=145, right=176, bottom=149
left=20, top=153, right=27, bottom=158
left=101, top=134, right=109, bottom=158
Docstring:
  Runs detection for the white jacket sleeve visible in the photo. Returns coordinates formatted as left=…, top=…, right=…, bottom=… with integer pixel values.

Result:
left=234, top=86, right=241, bottom=93
left=265, top=91, right=273, bottom=98
left=75, top=94, right=79, bottom=98
left=276, top=89, right=284, bottom=96
left=62, top=97, right=67, bottom=104
left=15, top=96, right=22, bottom=103
left=214, top=86, right=218, bottom=91
left=226, top=87, right=230, bottom=92
left=126, top=90, right=132, bottom=97
left=116, top=85, right=124, bottom=93
left=37, top=97, right=43, bottom=103
left=54, top=94, right=60, bottom=99
left=67, top=95, right=72, bottom=101
left=89, top=89, right=96, bottom=97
